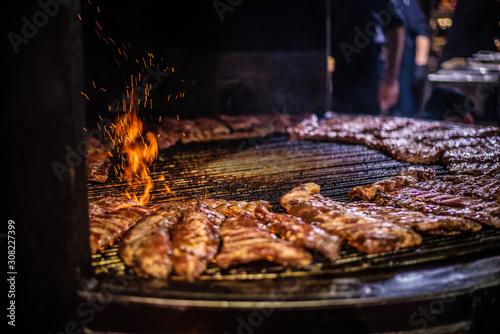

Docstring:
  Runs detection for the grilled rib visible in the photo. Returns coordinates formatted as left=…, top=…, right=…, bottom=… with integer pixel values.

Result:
left=255, top=207, right=341, bottom=264
left=119, top=199, right=271, bottom=279
left=416, top=174, right=500, bottom=203
left=215, top=211, right=313, bottom=269
left=348, top=166, right=436, bottom=202
left=349, top=170, right=500, bottom=228
left=171, top=201, right=226, bottom=281
left=89, top=204, right=156, bottom=254
left=280, top=183, right=422, bottom=253
left=342, top=201, right=481, bottom=235
left=88, top=196, right=138, bottom=216
left=442, top=147, right=500, bottom=164
left=86, top=152, right=111, bottom=183
left=374, top=189, right=500, bottom=228
left=200, top=199, right=272, bottom=217
left=446, top=161, right=500, bottom=177
left=332, top=221, right=422, bottom=254
left=287, top=113, right=500, bottom=174
left=119, top=202, right=188, bottom=279
left=85, top=136, right=113, bottom=183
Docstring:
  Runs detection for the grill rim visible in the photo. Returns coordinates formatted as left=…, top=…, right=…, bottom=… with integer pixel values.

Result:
left=82, top=253, right=500, bottom=307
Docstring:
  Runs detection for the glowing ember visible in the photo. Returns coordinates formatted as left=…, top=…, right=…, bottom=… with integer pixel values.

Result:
left=114, top=85, right=158, bottom=205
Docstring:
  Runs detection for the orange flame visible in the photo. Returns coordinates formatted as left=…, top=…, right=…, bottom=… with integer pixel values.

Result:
left=114, top=88, right=158, bottom=205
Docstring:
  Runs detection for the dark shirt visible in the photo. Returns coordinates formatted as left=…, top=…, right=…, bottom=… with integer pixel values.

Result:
left=330, top=0, right=405, bottom=114
left=330, top=0, right=405, bottom=78
left=399, top=0, right=430, bottom=50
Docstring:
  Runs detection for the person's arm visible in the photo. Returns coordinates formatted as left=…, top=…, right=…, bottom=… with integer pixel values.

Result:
left=415, top=35, right=430, bottom=66
left=378, top=26, right=405, bottom=111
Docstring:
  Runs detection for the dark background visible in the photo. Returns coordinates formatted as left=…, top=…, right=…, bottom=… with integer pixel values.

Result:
left=81, top=0, right=327, bottom=125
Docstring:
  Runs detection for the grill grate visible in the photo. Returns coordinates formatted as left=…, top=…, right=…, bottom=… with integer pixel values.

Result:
left=88, top=136, right=500, bottom=287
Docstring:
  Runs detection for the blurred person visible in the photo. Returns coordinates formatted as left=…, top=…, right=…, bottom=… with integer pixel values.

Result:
left=390, top=0, right=431, bottom=118
left=330, top=0, right=406, bottom=115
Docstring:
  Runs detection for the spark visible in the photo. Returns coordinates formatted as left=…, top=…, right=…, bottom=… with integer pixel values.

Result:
left=95, top=20, right=102, bottom=30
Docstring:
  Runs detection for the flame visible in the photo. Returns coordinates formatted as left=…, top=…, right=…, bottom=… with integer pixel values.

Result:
left=114, top=87, right=158, bottom=205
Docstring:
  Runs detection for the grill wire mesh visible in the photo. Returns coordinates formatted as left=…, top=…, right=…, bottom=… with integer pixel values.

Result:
left=88, top=135, right=500, bottom=284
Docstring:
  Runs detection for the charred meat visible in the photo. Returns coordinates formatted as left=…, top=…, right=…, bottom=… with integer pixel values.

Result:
left=89, top=203, right=156, bottom=254
left=119, top=202, right=188, bottom=279
left=171, top=201, right=226, bottom=281
left=281, top=183, right=422, bottom=253
left=255, top=207, right=342, bottom=264
left=215, top=211, right=313, bottom=269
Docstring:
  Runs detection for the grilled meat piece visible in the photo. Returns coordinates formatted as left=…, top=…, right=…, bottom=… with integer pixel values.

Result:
left=287, top=113, right=320, bottom=141
left=333, top=221, right=422, bottom=253
left=398, top=165, right=437, bottom=181
left=176, top=117, right=232, bottom=143
left=420, top=174, right=500, bottom=203
left=374, top=119, right=448, bottom=141
left=154, top=128, right=180, bottom=150
left=89, top=204, right=156, bottom=254
left=281, top=183, right=422, bottom=253
left=375, top=138, right=442, bottom=164
left=88, top=196, right=138, bottom=216
left=85, top=136, right=113, bottom=183
left=119, top=202, right=188, bottom=279
left=255, top=207, right=341, bottom=264
left=218, top=114, right=265, bottom=133
left=373, top=190, right=500, bottom=228
left=348, top=166, right=436, bottom=202
left=171, top=202, right=226, bottom=281
left=215, top=211, right=313, bottom=269
left=350, top=171, right=500, bottom=228
left=201, top=199, right=272, bottom=217
left=414, top=177, right=499, bottom=202
left=194, top=117, right=231, bottom=141
left=343, top=201, right=481, bottom=235
left=414, top=126, right=500, bottom=143
left=119, top=199, right=270, bottom=279
left=151, top=117, right=194, bottom=148
left=446, top=161, right=500, bottom=177
left=288, top=113, right=500, bottom=173
left=86, top=152, right=111, bottom=183
left=442, top=147, right=500, bottom=164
